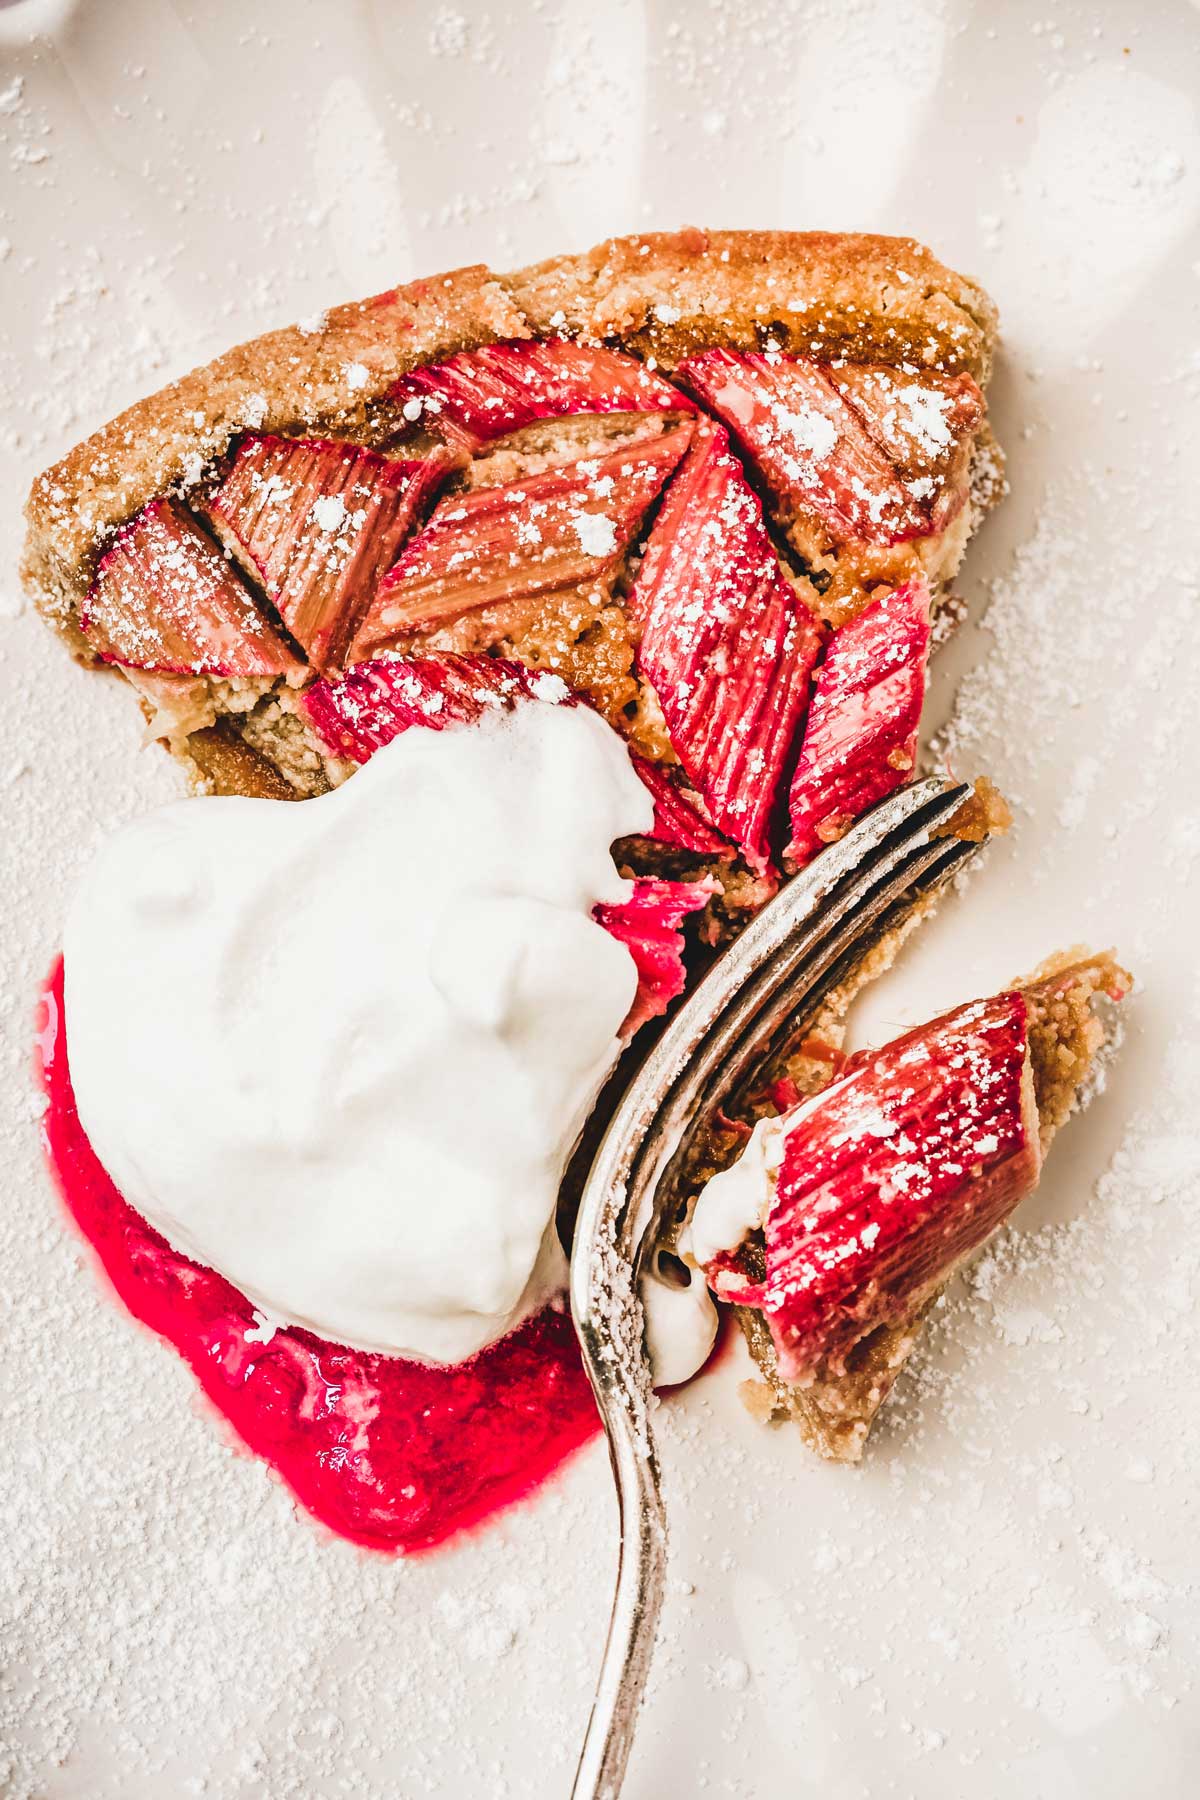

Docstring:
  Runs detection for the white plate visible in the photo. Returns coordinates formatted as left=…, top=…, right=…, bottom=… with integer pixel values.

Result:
left=2, top=2, right=1198, bottom=1795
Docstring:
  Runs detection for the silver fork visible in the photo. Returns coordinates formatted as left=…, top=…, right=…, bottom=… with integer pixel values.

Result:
left=568, top=775, right=992, bottom=1800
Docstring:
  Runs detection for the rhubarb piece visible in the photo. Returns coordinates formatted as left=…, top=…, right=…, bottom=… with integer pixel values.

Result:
left=349, top=426, right=692, bottom=661
left=703, top=953, right=1128, bottom=1455
left=627, top=756, right=734, bottom=860
left=829, top=365, right=983, bottom=533
left=785, top=575, right=930, bottom=868
left=206, top=435, right=446, bottom=670
left=83, top=499, right=302, bottom=678
left=593, top=877, right=716, bottom=1038
left=627, top=421, right=826, bottom=868
left=395, top=338, right=692, bottom=454
left=301, top=652, right=569, bottom=764
left=679, top=348, right=936, bottom=545
left=711, top=990, right=1041, bottom=1384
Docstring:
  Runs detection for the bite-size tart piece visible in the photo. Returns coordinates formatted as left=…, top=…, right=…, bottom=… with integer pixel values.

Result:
left=682, top=951, right=1130, bottom=1461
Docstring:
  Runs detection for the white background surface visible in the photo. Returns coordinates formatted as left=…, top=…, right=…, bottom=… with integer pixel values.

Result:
left=2, top=2, right=1199, bottom=1796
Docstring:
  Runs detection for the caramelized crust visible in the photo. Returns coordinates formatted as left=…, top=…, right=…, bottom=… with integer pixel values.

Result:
left=176, top=719, right=306, bottom=803
left=507, top=229, right=997, bottom=376
left=735, top=1302, right=928, bottom=1463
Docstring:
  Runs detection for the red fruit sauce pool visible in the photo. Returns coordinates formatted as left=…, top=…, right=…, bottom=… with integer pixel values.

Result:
left=35, top=959, right=601, bottom=1554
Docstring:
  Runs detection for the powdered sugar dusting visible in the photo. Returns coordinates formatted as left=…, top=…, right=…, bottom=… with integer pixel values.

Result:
left=2, top=0, right=1199, bottom=1794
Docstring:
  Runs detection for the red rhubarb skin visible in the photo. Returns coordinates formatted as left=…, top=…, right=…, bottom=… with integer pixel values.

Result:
left=678, top=348, right=945, bottom=546
left=300, top=651, right=559, bottom=763
left=627, top=755, right=734, bottom=860
left=350, top=425, right=692, bottom=657
left=826, top=364, right=984, bottom=534
left=593, top=876, right=716, bottom=1037
left=393, top=337, right=694, bottom=454
left=84, top=498, right=303, bottom=679
left=303, top=653, right=730, bottom=863
left=627, top=419, right=826, bottom=870
left=207, top=435, right=447, bottom=672
left=785, top=575, right=931, bottom=869
left=36, top=962, right=599, bottom=1556
left=723, top=991, right=1041, bottom=1384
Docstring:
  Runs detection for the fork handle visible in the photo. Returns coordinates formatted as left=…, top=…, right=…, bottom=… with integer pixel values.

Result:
left=569, top=778, right=982, bottom=1798
left=569, top=1347, right=666, bottom=1800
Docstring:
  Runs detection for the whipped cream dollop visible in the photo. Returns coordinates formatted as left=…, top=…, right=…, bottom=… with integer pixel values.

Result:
left=640, top=1111, right=789, bottom=1388
left=640, top=1249, right=720, bottom=1390
left=685, top=1112, right=786, bottom=1268
left=64, top=702, right=652, bottom=1365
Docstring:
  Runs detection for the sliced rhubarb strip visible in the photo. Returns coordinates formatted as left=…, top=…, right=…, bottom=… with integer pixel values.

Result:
left=785, top=575, right=930, bottom=869
left=593, top=877, right=716, bottom=1038
left=715, top=990, right=1041, bottom=1383
left=627, top=420, right=826, bottom=869
left=348, top=425, right=692, bottom=661
left=829, top=364, right=983, bottom=503
left=395, top=338, right=693, bottom=454
left=628, top=756, right=734, bottom=860
left=83, top=498, right=302, bottom=679
left=678, top=348, right=933, bottom=546
left=300, top=652, right=569, bottom=764
left=206, top=435, right=447, bottom=671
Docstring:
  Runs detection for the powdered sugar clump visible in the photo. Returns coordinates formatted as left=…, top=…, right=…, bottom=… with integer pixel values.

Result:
left=572, top=510, right=619, bottom=558
left=310, top=493, right=347, bottom=533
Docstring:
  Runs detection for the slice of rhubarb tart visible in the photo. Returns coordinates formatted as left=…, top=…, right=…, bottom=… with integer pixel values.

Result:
left=26, top=230, right=1028, bottom=1505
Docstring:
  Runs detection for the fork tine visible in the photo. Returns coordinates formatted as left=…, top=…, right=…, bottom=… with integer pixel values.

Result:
left=663, top=825, right=980, bottom=1155
left=569, top=777, right=986, bottom=1800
